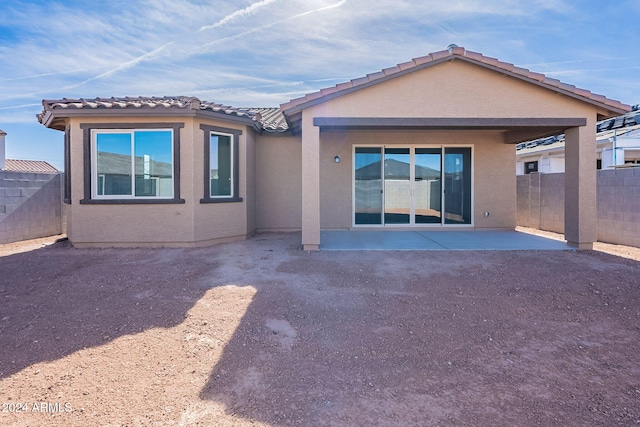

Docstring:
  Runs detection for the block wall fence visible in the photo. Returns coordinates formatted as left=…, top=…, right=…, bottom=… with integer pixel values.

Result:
left=0, top=171, right=63, bottom=244
left=517, top=169, right=640, bottom=248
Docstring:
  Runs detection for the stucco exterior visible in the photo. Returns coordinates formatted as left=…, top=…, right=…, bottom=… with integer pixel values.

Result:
left=66, top=116, right=256, bottom=247
left=38, top=46, right=630, bottom=249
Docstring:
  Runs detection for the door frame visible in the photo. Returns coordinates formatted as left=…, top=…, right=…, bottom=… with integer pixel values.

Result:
left=352, top=144, right=474, bottom=228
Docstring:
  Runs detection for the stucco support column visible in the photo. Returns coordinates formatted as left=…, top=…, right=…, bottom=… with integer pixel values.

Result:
left=564, top=117, right=597, bottom=249
left=301, top=111, right=321, bottom=250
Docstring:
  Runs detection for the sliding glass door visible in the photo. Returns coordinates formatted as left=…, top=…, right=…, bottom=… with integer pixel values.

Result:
left=415, top=148, right=442, bottom=224
left=444, top=148, right=472, bottom=224
left=384, top=148, right=411, bottom=224
left=354, top=146, right=471, bottom=226
left=354, top=147, right=383, bottom=225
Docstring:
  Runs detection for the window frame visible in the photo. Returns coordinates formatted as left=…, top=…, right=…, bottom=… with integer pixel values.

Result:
left=79, top=123, right=185, bottom=205
left=200, top=124, right=243, bottom=204
left=63, top=125, right=71, bottom=204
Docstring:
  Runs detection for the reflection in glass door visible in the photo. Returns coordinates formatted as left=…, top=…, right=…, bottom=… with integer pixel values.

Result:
left=444, top=147, right=472, bottom=224
left=414, top=148, right=442, bottom=224
left=354, top=147, right=383, bottom=224
left=354, top=146, right=471, bottom=226
left=384, top=148, right=410, bottom=224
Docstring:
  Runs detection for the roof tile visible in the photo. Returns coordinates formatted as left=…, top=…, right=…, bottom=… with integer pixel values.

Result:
left=382, top=66, right=400, bottom=76
left=429, top=50, right=450, bottom=60
left=40, top=96, right=290, bottom=132
left=412, top=55, right=433, bottom=65
left=398, top=60, right=416, bottom=71
left=335, top=81, right=353, bottom=91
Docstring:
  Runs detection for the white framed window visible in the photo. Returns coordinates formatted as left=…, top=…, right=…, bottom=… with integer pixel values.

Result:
left=200, top=124, right=243, bottom=203
left=91, top=129, right=174, bottom=199
left=209, top=132, right=234, bottom=198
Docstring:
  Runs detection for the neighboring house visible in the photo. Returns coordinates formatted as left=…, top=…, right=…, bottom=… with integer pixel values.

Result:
left=3, top=159, right=59, bottom=174
left=516, top=107, right=640, bottom=174
left=37, top=46, right=630, bottom=250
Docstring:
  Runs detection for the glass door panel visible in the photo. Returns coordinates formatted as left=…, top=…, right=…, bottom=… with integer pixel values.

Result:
left=384, top=148, right=410, bottom=224
left=414, top=148, right=442, bottom=224
left=354, top=147, right=383, bottom=224
left=444, top=147, right=472, bottom=224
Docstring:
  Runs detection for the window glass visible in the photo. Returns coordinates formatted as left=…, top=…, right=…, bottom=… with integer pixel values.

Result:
left=94, top=130, right=173, bottom=198
left=96, top=133, right=132, bottom=195
left=210, top=134, right=232, bottom=197
left=134, top=131, right=173, bottom=197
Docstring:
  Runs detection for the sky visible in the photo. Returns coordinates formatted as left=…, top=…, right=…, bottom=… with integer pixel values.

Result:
left=1, top=0, right=639, bottom=171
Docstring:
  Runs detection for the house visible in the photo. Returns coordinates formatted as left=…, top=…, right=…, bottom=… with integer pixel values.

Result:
left=37, top=46, right=631, bottom=250
left=516, top=107, right=640, bottom=174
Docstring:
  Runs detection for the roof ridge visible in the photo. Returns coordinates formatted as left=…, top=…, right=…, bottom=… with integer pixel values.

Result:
left=280, top=46, right=631, bottom=114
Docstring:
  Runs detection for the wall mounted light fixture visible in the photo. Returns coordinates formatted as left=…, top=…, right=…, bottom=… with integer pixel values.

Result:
left=334, top=155, right=340, bottom=163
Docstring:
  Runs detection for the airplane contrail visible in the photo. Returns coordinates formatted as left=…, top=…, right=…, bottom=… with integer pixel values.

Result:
left=196, top=0, right=348, bottom=51
left=199, top=0, right=282, bottom=31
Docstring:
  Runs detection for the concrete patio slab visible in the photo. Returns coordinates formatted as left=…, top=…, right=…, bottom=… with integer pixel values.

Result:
left=320, top=230, right=570, bottom=250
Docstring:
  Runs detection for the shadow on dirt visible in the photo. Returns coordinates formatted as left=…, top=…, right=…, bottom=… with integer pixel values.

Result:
left=199, top=247, right=640, bottom=426
left=0, top=240, right=212, bottom=379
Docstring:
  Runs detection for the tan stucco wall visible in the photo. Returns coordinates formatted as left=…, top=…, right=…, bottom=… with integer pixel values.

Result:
left=255, top=134, right=302, bottom=231
left=66, top=116, right=254, bottom=247
left=67, top=116, right=195, bottom=247
left=193, top=118, right=251, bottom=245
left=307, top=60, right=596, bottom=119
left=473, top=133, right=517, bottom=228
left=246, top=130, right=257, bottom=235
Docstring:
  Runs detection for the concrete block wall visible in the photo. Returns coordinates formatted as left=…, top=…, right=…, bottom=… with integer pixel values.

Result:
left=539, top=173, right=564, bottom=234
left=596, top=168, right=640, bottom=248
left=0, top=171, right=63, bottom=244
left=517, top=169, right=640, bottom=247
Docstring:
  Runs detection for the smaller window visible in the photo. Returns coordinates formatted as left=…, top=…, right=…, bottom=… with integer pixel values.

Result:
left=200, top=125, right=242, bottom=203
left=524, top=161, right=538, bottom=174
left=210, top=133, right=233, bottom=198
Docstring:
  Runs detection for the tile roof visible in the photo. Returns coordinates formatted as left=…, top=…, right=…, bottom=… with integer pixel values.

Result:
left=280, top=45, right=631, bottom=115
left=516, top=109, right=640, bottom=153
left=4, top=159, right=59, bottom=174
left=38, top=97, right=289, bottom=132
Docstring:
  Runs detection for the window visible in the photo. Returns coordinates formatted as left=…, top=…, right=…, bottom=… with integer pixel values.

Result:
left=200, top=124, right=242, bottom=203
left=80, top=123, right=184, bottom=204
left=63, top=125, right=71, bottom=204
left=93, top=129, right=173, bottom=198
left=524, top=161, right=538, bottom=174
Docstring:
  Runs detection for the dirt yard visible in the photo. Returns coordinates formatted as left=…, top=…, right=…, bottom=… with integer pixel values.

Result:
left=0, top=233, right=639, bottom=426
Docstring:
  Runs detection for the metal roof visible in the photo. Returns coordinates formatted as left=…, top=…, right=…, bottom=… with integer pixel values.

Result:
left=516, top=109, right=640, bottom=153
left=3, top=159, right=59, bottom=174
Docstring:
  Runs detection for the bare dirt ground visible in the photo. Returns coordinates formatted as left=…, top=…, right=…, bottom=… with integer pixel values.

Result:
left=0, top=232, right=639, bottom=426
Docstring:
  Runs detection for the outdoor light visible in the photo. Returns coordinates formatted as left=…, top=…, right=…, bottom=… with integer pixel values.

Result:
left=334, top=155, right=340, bottom=163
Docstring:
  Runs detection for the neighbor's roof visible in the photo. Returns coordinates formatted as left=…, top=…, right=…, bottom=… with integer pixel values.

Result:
left=516, top=108, right=640, bottom=154
left=4, top=159, right=59, bottom=174
left=38, top=97, right=289, bottom=133
left=0, top=129, right=6, bottom=135
left=280, top=45, right=631, bottom=116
